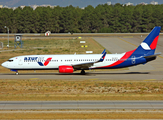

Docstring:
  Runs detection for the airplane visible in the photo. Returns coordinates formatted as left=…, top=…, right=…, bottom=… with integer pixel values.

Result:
left=1, top=26, right=161, bottom=75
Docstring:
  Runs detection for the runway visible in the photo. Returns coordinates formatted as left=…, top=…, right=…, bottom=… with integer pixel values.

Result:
left=0, top=101, right=163, bottom=110
left=0, top=70, right=163, bottom=80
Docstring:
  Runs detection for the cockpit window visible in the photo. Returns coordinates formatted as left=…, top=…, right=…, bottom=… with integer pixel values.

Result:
left=8, top=59, right=13, bottom=62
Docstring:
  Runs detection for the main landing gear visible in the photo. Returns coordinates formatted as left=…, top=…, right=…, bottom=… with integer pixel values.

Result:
left=81, top=70, right=85, bottom=75
left=15, top=71, right=19, bottom=75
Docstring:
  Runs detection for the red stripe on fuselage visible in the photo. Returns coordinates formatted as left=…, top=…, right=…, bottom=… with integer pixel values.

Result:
left=96, top=49, right=135, bottom=68
left=108, top=49, right=135, bottom=67
left=44, top=58, right=52, bottom=66
left=150, top=36, right=159, bottom=50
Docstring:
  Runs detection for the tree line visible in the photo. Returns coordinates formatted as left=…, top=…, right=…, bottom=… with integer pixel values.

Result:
left=0, top=3, right=163, bottom=33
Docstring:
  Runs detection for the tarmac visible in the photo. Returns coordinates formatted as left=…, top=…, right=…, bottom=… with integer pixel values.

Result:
left=0, top=101, right=163, bottom=110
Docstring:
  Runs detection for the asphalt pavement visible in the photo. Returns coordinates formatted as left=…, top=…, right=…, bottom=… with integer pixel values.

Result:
left=0, top=101, right=163, bottom=110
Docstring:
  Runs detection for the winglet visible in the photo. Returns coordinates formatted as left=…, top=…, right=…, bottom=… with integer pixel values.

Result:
left=102, top=49, right=106, bottom=54
left=98, top=51, right=107, bottom=62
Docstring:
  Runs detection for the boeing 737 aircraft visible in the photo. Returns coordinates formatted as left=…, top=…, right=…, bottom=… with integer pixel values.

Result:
left=1, top=26, right=161, bottom=75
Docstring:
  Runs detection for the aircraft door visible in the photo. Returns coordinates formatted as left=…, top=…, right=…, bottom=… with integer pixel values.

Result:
left=18, top=58, right=23, bottom=65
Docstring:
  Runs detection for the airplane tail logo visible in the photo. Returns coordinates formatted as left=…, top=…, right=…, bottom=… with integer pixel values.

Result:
left=38, top=57, right=52, bottom=66
left=133, top=26, right=161, bottom=56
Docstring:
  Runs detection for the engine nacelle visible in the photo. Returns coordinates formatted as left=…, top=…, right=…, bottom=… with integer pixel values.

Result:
left=59, top=65, right=74, bottom=73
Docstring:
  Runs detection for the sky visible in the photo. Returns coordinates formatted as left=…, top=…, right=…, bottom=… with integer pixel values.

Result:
left=0, top=0, right=163, bottom=8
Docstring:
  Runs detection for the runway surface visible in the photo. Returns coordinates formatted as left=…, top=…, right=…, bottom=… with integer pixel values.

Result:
left=0, top=101, right=163, bottom=110
left=0, top=36, right=163, bottom=80
left=0, top=70, right=162, bottom=80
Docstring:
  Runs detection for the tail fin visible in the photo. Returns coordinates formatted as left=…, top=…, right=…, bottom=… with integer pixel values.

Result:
left=133, top=26, right=161, bottom=57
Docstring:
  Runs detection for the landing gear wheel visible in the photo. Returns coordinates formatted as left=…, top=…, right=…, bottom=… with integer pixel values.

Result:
left=81, top=70, right=85, bottom=75
left=16, top=71, right=19, bottom=75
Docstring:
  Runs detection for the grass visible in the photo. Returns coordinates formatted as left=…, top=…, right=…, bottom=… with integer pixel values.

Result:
left=0, top=38, right=107, bottom=54
left=0, top=111, right=163, bottom=119
left=0, top=80, right=163, bottom=101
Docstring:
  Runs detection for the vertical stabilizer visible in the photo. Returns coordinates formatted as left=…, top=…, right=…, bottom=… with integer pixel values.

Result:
left=133, top=26, right=161, bottom=56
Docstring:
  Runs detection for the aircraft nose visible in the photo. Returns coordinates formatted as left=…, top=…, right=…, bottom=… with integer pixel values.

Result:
left=1, top=62, right=7, bottom=68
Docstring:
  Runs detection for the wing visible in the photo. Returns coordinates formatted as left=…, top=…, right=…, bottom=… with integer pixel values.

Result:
left=72, top=50, right=107, bottom=70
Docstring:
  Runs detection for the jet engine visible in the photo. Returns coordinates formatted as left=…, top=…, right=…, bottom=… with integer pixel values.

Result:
left=59, top=65, right=74, bottom=73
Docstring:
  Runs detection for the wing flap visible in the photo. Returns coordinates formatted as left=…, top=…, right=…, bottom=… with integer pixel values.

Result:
left=72, top=62, right=95, bottom=69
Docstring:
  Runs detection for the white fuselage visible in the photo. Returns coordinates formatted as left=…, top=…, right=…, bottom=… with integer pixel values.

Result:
left=1, top=53, right=124, bottom=70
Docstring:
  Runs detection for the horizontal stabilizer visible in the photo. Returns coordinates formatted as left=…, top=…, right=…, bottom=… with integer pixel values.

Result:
left=144, top=52, right=161, bottom=58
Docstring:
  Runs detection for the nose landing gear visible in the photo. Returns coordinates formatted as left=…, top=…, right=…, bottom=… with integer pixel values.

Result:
left=16, top=71, right=19, bottom=75
left=11, top=69, right=19, bottom=75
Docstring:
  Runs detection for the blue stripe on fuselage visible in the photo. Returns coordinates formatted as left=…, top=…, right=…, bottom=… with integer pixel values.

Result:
left=38, top=62, right=44, bottom=66
left=106, top=57, right=147, bottom=69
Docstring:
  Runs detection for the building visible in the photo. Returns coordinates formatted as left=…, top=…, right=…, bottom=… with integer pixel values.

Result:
left=12, top=7, right=17, bottom=10
left=150, top=1, right=158, bottom=5
left=40, top=4, right=55, bottom=8
left=107, top=2, right=111, bottom=5
left=20, top=5, right=25, bottom=9
left=30, top=4, right=56, bottom=10
left=30, top=5, right=38, bottom=10
left=139, top=2, right=148, bottom=5
left=125, top=2, right=133, bottom=6
left=0, top=5, right=3, bottom=8
left=3, top=5, right=9, bottom=8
